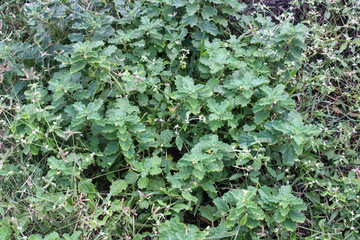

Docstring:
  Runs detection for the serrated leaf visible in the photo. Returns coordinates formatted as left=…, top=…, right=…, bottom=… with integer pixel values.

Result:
left=214, top=15, right=228, bottom=27
left=281, top=219, right=297, bottom=231
left=279, top=206, right=290, bottom=216
left=44, top=232, right=60, bottom=240
left=198, top=20, right=218, bottom=36
left=182, top=191, right=198, bottom=202
left=202, top=182, right=217, bottom=193
left=172, top=204, right=190, bottom=213
left=160, top=130, right=174, bottom=145
left=201, top=6, right=217, bottom=20
left=254, top=111, right=270, bottom=124
left=278, top=185, right=292, bottom=196
left=289, top=210, right=306, bottom=223
left=149, top=167, right=161, bottom=175
left=125, top=172, right=138, bottom=184
left=102, top=45, right=117, bottom=56
left=138, top=177, right=149, bottom=189
left=199, top=205, right=218, bottom=222
left=110, top=179, right=128, bottom=195
left=70, top=61, right=87, bottom=74
left=105, top=141, right=119, bottom=155
left=193, top=168, right=205, bottom=180
left=281, top=145, right=296, bottom=166
left=78, top=179, right=96, bottom=194
left=68, top=33, right=84, bottom=42
left=274, top=210, right=287, bottom=223
left=28, top=235, right=42, bottom=240
left=214, top=197, right=229, bottom=214
left=186, top=3, right=199, bottom=16
left=182, top=14, right=197, bottom=27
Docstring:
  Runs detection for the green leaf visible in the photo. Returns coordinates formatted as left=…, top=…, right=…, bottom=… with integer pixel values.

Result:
left=289, top=46, right=302, bottom=59
left=68, top=33, right=83, bottom=42
left=125, top=172, right=139, bottom=184
left=28, top=235, right=43, bottom=240
left=160, top=130, right=174, bottom=145
left=149, top=167, right=162, bottom=176
left=70, top=61, right=87, bottom=74
left=274, top=211, right=287, bottom=223
left=102, top=45, right=117, bottom=56
left=199, top=205, right=218, bottom=222
left=198, top=20, right=218, bottom=36
left=186, top=3, right=199, bottom=16
left=201, top=6, right=217, bottom=20
left=182, top=14, right=197, bottom=27
left=202, top=182, right=217, bottom=193
left=278, top=185, right=292, bottom=196
left=171, top=0, right=187, bottom=7
left=281, top=219, right=297, bottom=231
left=175, top=135, right=183, bottom=150
left=138, top=177, right=149, bottom=189
left=0, top=224, right=12, bottom=240
left=214, top=15, right=228, bottom=27
left=44, top=232, right=60, bottom=240
left=182, top=191, right=198, bottom=203
left=193, top=168, right=205, bottom=180
left=104, top=141, right=119, bottom=155
left=266, top=167, right=277, bottom=179
left=172, top=204, right=190, bottom=213
left=281, top=145, right=296, bottom=166
left=30, top=145, right=39, bottom=155
left=63, top=231, right=81, bottom=240
left=292, top=141, right=303, bottom=156
left=254, top=111, right=270, bottom=124
left=110, top=179, right=128, bottom=195
left=78, top=179, right=96, bottom=194
left=239, top=214, right=248, bottom=225
left=214, top=197, right=229, bottom=215
left=289, top=210, right=306, bottom=223
left=279, top=206, right=290, bottom=216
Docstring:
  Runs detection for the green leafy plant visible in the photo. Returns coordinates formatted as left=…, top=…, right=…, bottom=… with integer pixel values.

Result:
left=259, top=185, right=307, bottom=232
left=1, top=0, right=359, bottom=239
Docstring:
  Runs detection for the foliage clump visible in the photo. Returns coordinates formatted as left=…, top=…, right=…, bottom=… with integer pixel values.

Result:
left=1, top=0, right=360, bottom=239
